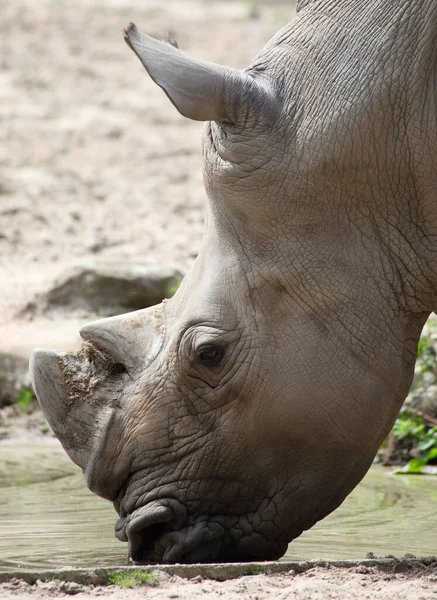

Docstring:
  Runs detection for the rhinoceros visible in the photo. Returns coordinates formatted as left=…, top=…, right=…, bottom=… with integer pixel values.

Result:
left=31, top=0, right=437, bottom=563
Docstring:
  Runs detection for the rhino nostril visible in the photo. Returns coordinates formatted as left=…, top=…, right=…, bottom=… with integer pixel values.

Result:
left=125, top=503, right=174, bottom=562
left=129, top=522, right=170, bottom=563
left=108, top=362, right=127, bottom=377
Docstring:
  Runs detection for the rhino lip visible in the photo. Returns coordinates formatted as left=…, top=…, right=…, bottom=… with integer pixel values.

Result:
left=159, top=522, right=225, bottom=563
left=129, top=521, right=225, bottom=565
left=118, top=500, right=228, bottom=564
left=115, top=499, right=189, bottom=563
left=127, top=505, right=174, bottom=561
left=117, top=502, right=226, bottom=564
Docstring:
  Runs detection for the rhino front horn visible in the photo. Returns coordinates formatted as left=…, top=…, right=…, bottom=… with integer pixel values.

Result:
left=31, top=347, right=127, bottom=499
left=123, top=22, right=279, bottom=125
left=30, top=348, right=108, bottom=471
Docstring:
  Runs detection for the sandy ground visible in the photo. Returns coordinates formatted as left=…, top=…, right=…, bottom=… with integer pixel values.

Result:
left=2, top=565, right=437, bottom=600
left=0, top=0, right=294, bottom=324
left=2, top=0, right=436, bottom=597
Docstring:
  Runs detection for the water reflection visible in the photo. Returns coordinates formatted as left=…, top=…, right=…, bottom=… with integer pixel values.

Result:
left=285, top=465, right=437, bottom=560
left=1, top=441, right=436, bottom=570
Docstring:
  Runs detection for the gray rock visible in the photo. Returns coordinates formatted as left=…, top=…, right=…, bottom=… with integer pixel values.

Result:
left=0, top=260, right=183, bottom=405
left=0, top=352, right=29, bottom=406
left=24, top=260, right=183, bottom=318
left=60, top=581, right=86, bottom=595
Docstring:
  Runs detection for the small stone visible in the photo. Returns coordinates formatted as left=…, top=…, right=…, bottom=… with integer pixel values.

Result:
left=8, top=578, right=27, bottom=588
left=356, top=566, right=369, bottom=574
left=61, top=581, right=85, bottom=595
left=190, top=575, right=203, bottom=583
left=36, top=579, right=59, bottom=591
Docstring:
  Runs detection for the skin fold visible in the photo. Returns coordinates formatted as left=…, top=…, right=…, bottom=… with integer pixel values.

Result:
left=31, top=0, right=437, bottom=563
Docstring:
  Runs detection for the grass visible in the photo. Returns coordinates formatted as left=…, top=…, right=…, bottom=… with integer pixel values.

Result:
left=107, top=570, right=158, bottom=589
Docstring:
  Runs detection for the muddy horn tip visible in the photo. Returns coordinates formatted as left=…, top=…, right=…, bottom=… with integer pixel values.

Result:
left=122, top=22, right=137, bottom=46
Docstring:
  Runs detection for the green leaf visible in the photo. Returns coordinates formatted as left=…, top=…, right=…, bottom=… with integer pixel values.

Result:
left=425, top=447, right=437, bottom=464
left=395, top=458, right=426, bottom=475
left=418, top=437, right=437, bottom=452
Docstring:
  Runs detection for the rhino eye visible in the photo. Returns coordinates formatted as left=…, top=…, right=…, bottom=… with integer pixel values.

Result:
left=197, top=344, right=225, bottom=367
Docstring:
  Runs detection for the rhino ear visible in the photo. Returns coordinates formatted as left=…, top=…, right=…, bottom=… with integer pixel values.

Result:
left=123, top=23, right=277, bottom=125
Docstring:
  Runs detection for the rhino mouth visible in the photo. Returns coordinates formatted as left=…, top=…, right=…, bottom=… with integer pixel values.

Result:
left=118, top=515, right=226, bottom=563
left=115, top=499, right=287, bottom=564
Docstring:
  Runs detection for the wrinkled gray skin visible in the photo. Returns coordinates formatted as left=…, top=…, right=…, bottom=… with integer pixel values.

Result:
left=31, top=0, right=437, bottom=563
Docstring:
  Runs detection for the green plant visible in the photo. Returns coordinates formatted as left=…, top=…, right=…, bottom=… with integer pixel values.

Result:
left=15, top=388, right=34, bottom=412
left=393, top=408, right=437, bottom=451
left=395, top=446, right=437, bottom=475
left=107, top=570, right=158, bottom=589
left=379, top=319, right=437, bottom=468
left=392, top=409, right=427, bottom=443
left=382, top=407, right=437, bottom=474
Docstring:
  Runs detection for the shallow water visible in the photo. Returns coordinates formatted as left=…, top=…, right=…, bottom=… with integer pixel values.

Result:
left=1, top=440, right=436, bottom=571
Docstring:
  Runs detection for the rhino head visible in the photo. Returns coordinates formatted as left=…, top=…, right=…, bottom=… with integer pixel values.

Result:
left=31, top=1, right=435, bottom=563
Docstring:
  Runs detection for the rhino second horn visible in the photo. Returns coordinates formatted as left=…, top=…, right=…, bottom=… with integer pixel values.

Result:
left=80, top=308, right=164, bottom=371
left=80, top=318, right=139, bottom=370
left=123, top=22, right=278, bottom=125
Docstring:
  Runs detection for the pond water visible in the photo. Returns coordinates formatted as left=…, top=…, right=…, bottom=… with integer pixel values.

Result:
left=1, top=440, right=436, bottom=571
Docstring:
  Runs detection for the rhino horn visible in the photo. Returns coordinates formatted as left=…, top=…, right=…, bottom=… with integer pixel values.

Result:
left=31, top=347, right=130, bottom=499
left=30, top=349, right=111, bottom=472
left=79, top=306, right=165, bottom=371
left=123, top=22, right=278, bottom=124
left=31, top=306, right=165, bottom=498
